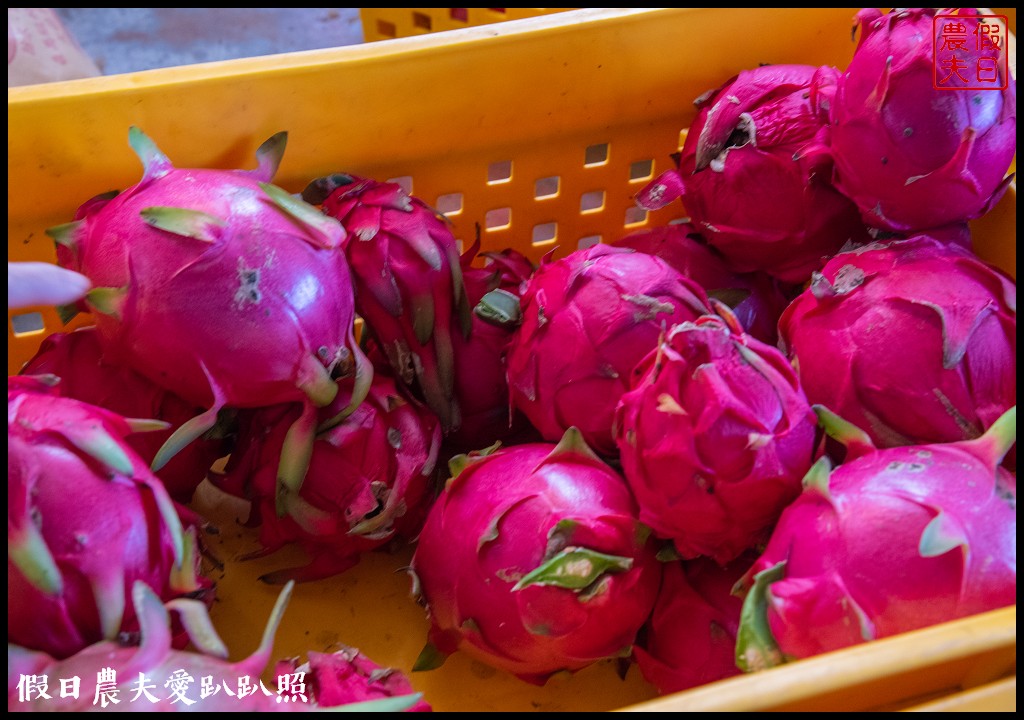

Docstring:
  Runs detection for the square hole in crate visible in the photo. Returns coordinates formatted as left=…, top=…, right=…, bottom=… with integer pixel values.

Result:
left=580, top=190, right=605, bottom=214
left=585, top=143, right=609, bottom=167
left=535, top=176, right=560, bottom=199
left=624, top=206, right=648, bottom=227
left=413, top=12, right=433, bottom=31
left=436, top=192, right=463, bottom=216
left=486, top=207, right=512, bottom=231
left=532, top=222, right=557, bottom=246
left=387, top=176, right=413, bottom=194
left=578, top=235, right=602, bottom=250
left=450, top=8, right=469, bottom=22
left=11, top=311, right=45, bottom=337
left=630, top=159, right=654, bottom=182
left=376, top=20, right=397, bottom=38
left=489, top=8, right=507, bottom=15
left=385, top=177, right=411, bottom=195
left=488, top=160, right=513, bottom=184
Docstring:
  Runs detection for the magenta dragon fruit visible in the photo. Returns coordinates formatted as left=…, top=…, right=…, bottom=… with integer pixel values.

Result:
left=445, top=237, right=536, bottom=452
left=20, top=327, right=228, bottom=504
left=276, top=646, right=432, bottom=712
left=829, top=8, right=1017, bottom=233
left=48, top=127, right=372, bottom=506
left=210, top=373, right=441, bottom=583
left=408, top=428, right=663, bottom=684
left=633, top=553, right=756, bottom=695
left=9, top=580, right=425, bottom=712
left=506, top=243, right=711, bottom=456
left=735, top=405, right=1017, bottom=670
left=614, top=310, right=818, bottom=564
left=302, top=173, right=472, bottom=434
left=612, top=223, right=796, bottom=346
left=778, top=235, right=1016, bottom=456
left=8, top=376, right=210, bottom=659
left=635, top=63, right=869, bottom=284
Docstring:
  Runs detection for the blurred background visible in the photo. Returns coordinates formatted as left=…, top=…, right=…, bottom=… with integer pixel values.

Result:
left=54, top=8, right=366, bottom=76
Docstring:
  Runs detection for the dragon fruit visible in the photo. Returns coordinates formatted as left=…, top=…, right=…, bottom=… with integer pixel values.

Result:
left=633, top=553, right=756, bottom=695
left=778, top=235, right=1016, bottom=455
left=20, top=327, right=228, bottom=503
left=210, top=373, right=441, bottom=584
left=8, top=376, right=210, bottom=659
left=829, top=8, right=1017, bottom=233
left=48, top=127, right=372, bottom=507
left=9, top=580, right=425, bottom=711
left=445, top=237, right=536, bottom=452
left=276, top=646, right=432, bottom=712
left=612, top=223, right=795, bottom=346
left=614, top=310, right=818, bottom=564
left=302, top=173, right=472, bottom=435
left=735, top=405, right=1016, bottom=670
left=506, top=243, right=711, bottom=456
left=408, top=428, right=662, bottom=684
left=635, top=63, right=869, bottom=284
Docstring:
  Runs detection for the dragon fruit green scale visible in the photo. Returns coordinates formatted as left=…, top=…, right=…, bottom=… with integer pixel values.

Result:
left=735, top=406, right=1017, bottom=671
left=829, top=8, right=1017, bottom=232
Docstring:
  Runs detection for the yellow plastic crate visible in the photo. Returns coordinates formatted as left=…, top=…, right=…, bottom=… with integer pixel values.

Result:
left=359, top=7, right=575, bottom=42
left=7, top=7, right=1017, bottom=712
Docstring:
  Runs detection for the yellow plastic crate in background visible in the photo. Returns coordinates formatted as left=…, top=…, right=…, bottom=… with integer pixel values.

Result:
left=359, top=7, right=575, bottom=41
left=7, top=7, right=1017, bottom=712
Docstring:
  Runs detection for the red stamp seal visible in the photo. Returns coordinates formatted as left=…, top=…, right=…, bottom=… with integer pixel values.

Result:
left=933, top=12, right=1009, bottom=90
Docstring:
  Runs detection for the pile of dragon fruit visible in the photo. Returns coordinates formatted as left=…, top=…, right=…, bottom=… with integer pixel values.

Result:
left=7, top=7, right=1017, bottom=711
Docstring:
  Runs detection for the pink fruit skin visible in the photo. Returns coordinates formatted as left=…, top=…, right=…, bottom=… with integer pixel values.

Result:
left=615, top=315, right=818, bottom=563
left=830, top=8, right=1017, bottom=233
left=276, top=647, right=432, bottom=712
left=56, top=129, right=360, bottom=413
left=20, top=327, right=227, bottom=503
left=612, top=224, right=795, bottom=346
left=409, top=436, right=663, bottom=683
left=636, top=64, right=869, bottom=284
left=743, top=432, right=1016, bottom=661
left=506, top=243, right=711, bottom=456
left=8, top=378, right=209, bottom=659
left=307, top=173, right=471, bottom=434
left=634, top=554, right=755, bottom=695
left=210, top=374, right=441, bottom=584
left=778, top=235, right=1016, bottom=454
left=446, top=241, right=535, bottom=452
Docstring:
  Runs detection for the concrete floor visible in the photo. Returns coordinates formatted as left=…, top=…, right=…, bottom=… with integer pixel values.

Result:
left=56, top=8, right=365, bottom=76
